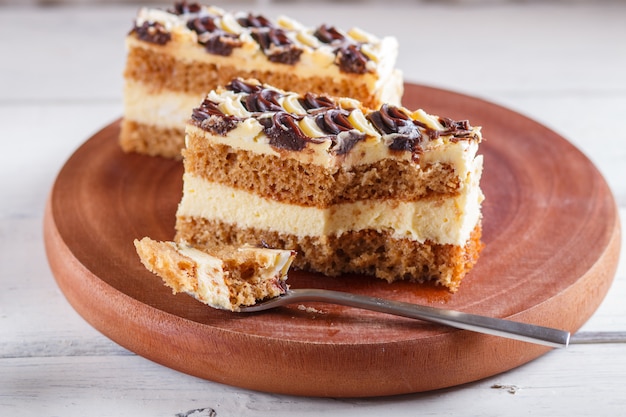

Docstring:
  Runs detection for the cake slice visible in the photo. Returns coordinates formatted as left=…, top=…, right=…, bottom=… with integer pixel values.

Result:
left=175, top=78, right=484, bottom=292
left=121, top=1, right=403, bottom=158
left=134, top=237, right=295, bottom=311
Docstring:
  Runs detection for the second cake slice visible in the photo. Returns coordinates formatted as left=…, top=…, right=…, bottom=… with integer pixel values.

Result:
left=121, top=2, right=403, bottom=158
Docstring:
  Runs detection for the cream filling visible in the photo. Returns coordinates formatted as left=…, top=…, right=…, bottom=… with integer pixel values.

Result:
left=377, top=69, right=404, bottom=106
left=177, top=156, right=483, bottom=246
left=124, top=80, right=204, bottom=129
left=176, top=243, right=233, bottom=310
left=237, top=246, right=296, bottom=280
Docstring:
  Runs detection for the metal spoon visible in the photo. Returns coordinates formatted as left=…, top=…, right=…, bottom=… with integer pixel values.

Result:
left=238, top=289, right=570, bottom=348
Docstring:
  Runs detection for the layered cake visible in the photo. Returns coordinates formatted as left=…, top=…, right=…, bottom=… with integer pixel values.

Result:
left=121, top=1, right=403, bottom=158
left=175, top=79, right=484, bottom=291
left=134, top=237, right=295, bottom=311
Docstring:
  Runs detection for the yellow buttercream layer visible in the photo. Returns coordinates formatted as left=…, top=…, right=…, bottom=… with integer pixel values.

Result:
left=176, top=243, right=233, bottom=309
left=124, top=80, right=204, bottom=129
left=176, top=163, right=484, bottom=246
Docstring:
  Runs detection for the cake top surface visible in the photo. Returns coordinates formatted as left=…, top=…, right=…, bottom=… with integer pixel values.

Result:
left=129, top=1, right=397, bottom=74
left=189, top=78, right=482, bottom=167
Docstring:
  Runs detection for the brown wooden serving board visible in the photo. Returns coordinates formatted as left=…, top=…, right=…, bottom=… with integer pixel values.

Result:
left=44, top=83, right=621, bottom=397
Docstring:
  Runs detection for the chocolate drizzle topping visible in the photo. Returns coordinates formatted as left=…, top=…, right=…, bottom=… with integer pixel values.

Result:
left=257, top=31, right=302, bottom=64
left=439, top=117, right=475, bottom=140
left=190, top=80, right=477, bottom=154
left=261, top=112, right=309, bottom=151
left=131, top=22, right=171, bottom=45
left=236, top=13, right=273, bottom=29
left=315, top=109, right=353, bottom=135
left=191, top=98, right=238, bottom=136
left=227, top=78, right=263, bottom=94
left=367, top=104, right=422, bottom=152
left=312, top=109, right=365, bottom=154
left=245, top=89, right=284, bottom=113
left=133, top=4, right=384, bottom=70
left=251, top=28, right=303, bottom=65
left=313, top=25, right=346, bottom=43
left=314, top=24, right=371, bottom=74
left=187, top=16, right=243, bottom=56
left=299, top=93, right=336, bottom=111
left=236, top=13, right=303, bottom=65
left=336, top=44, right=370, bottom=74
left=168, top=1, right=201, bottom=15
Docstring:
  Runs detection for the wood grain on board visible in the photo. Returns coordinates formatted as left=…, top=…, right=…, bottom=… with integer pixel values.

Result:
left=44, top=84, right=620, bottom=397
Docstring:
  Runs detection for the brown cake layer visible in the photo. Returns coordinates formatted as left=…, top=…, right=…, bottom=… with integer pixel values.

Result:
left=124, top=44, right=378, bottom=108
left=183, top=140, right=461, bottom=207
left=120, top=119, right=185, bottom=159
left=175, top=216, right=483, bottom=291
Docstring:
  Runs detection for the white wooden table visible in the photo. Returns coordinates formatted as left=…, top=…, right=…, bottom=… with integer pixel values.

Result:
left=1, top=2, right=625, bottom=415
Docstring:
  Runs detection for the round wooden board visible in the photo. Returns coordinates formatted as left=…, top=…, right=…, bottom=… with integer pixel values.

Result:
left=44, top=83, right=620, bottom=397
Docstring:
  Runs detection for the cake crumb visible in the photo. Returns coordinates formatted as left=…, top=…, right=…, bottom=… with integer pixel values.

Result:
left=490, top=383, right=520, bottom=394
left=298, top=304, right=326, bottom=315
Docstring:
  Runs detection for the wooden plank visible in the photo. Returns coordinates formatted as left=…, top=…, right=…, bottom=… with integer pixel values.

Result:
left=1, top=344, right=625, bottom=416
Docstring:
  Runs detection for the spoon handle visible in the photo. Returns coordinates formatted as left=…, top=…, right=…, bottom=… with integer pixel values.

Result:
left=242, top=289, right=570, bottom=348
